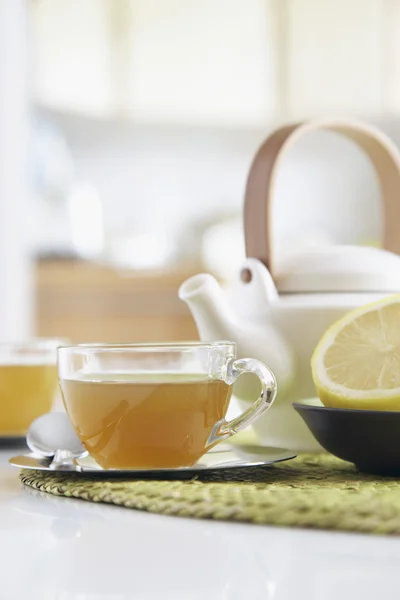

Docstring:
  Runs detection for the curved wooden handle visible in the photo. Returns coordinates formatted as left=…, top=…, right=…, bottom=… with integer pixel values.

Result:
left=244, top=118, right=400, bottom=277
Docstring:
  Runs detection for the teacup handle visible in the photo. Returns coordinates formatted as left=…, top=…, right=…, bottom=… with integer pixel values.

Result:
left=207, top=357, right=277, bottom=446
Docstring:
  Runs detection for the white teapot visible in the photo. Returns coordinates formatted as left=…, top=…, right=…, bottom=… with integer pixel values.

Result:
left=179, top=119, right=400, bottom=452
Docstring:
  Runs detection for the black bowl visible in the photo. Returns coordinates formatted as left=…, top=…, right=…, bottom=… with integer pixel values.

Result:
left=293, top=399, right=400, bottom=476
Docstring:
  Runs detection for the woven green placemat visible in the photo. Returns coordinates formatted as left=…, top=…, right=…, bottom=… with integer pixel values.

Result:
left=20, top=454, right=400, bottom=534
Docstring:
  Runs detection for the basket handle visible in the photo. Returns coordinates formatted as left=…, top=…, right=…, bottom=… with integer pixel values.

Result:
left=244, top=119, right=400, bottom=278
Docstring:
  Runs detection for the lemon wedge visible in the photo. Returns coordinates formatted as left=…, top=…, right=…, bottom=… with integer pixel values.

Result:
left=311, top=295, right=400, bottom=410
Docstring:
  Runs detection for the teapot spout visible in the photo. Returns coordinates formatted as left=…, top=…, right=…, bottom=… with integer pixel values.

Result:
left=179, top=274, right=236, bottom=342
left=180, top=270, right=295, bottom=397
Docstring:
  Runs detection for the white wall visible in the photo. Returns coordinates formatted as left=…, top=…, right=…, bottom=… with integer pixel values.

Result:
left=0, top=0, right=33, bottom=342
left=38, top=111, right=400, bottom=271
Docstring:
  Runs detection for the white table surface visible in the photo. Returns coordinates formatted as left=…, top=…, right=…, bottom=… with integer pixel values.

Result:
left=1, top=446, right=400, bottom=600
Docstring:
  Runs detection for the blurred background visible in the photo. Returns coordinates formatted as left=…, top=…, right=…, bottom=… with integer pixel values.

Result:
left=1, top=0, right=399, bottom=343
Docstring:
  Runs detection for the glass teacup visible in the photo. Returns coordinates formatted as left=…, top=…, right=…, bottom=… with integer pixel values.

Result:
left=0, top=339, right=64, bottom=435
left=58, top=341, right=277, bottom=469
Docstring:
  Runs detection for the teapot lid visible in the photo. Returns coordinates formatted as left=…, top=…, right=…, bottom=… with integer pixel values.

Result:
left=275, top=245, right=400, bottom=293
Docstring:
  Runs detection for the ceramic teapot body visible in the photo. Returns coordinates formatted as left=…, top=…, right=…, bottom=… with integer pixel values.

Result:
left=180, top=119, right=400, bottom=452
left=179, top=259, right=392, bottom=451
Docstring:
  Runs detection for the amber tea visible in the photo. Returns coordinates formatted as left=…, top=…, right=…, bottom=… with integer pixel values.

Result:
left=60, top=374, right=232, bottom=469
left=0, top=361, right=58, bottom=434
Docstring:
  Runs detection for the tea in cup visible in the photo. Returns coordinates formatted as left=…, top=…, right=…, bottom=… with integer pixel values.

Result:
left=58, top=342, right=277, bottom=469
left=0, top=339, right=63, bottom=435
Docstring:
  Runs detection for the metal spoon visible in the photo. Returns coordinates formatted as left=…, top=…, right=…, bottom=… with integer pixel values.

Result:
left=26, top=412, right=87, bottom=470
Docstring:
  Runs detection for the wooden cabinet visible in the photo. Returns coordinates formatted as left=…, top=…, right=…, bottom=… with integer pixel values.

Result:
left=35, top=261, right=199, bottom=344
left=31, top=0, right=113, bottom=118
left=31, top=0, right=272, bottom=126
left=128, top=0, right=273, bottom=127
left=279, top=0, right=386, bottom=119
left=31, top=0, right=400, bottom=125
